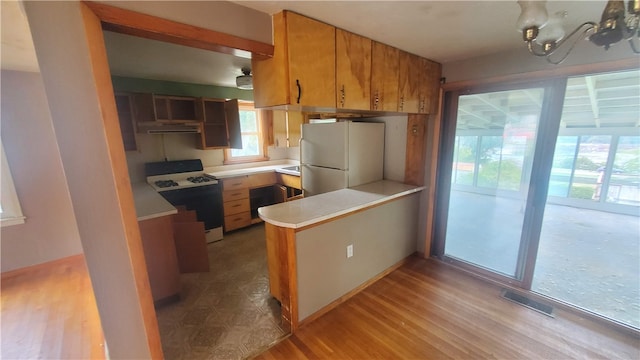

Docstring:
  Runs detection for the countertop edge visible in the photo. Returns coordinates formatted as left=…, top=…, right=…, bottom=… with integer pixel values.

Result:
left=131, top=182, right=178, bottom=221
left=258, top=183, right=425, bottom=229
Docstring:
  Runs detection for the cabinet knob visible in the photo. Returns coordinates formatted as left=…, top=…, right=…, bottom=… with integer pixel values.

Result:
left=373, top=91, right=379, bottom=110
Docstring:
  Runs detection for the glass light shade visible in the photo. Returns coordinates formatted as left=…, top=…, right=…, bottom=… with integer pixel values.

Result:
left=536, top=11, right=567, bottom=44
left=516, top=0, right=549, bottom=31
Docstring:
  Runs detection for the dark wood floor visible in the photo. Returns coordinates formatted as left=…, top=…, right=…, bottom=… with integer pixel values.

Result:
left=256, top=256, right=639, bottom=360
left=1, top=255, right=105, bottom=360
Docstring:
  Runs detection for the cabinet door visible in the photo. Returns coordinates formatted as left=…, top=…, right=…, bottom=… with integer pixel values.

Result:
left=132, top=93, right=156, bottom=123
left=398, top=51, right=421, bottom=113
left=286, top=11, right=336, bottom=108
left=199, top=99, right=227, bottom=148
left=225, top=99, right=242, bottom=149
left=370, top=42, right=399, bottom=112
left=114, top=94, right=137, bottom=151
left=336, top=29, right=371, bottom=111
left=420, top=59, right=442, bottom=115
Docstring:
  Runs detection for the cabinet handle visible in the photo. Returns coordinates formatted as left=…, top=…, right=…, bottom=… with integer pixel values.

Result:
left=232, top=204, right=241, bottom=208
left=400, top=96, right=404, bottom=112
left=296, top=79, right=301, bottom=104
left=340, top=85, right=345, bottom=108
left=373, top=90, right=379, bottom=110
left=234, top=217, right=243, bottom=221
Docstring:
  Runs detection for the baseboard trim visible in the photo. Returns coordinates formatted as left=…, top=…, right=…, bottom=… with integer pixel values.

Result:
left=298, top=253, right=416, bottom=329
left=1, top=254, right=85, bottom=280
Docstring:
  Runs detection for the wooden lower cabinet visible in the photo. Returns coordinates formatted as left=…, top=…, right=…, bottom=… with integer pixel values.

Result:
left=138, top=209, right=210, bottom=304
left=221, top=172, right=280, bottom=232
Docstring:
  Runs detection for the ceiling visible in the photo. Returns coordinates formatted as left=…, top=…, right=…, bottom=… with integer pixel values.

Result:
left=1, top=0, right=615, bottom=87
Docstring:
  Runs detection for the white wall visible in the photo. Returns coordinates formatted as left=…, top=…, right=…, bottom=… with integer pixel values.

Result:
left=0, top=71, right=83, bottom=272
left=443, top=39, right=637, bottom=83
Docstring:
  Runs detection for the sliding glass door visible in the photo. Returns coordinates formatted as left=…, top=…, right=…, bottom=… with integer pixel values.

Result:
left=435, top=68, right=640, bottom=328
left=443, top=88, right=546, bottom=279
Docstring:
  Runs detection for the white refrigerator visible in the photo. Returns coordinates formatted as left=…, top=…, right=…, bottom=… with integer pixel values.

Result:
left=300, top=121, right=385, bottom=196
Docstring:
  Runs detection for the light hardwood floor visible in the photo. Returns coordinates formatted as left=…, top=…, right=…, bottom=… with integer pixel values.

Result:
left=2, top=253, right=638, bottom=360
left=256, top=256, right=640, bottom=360
left=0, top=255, right=105, bottom=359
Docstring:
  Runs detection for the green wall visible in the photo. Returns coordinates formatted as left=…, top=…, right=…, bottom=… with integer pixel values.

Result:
left=111, top=76, right=253, bottom=101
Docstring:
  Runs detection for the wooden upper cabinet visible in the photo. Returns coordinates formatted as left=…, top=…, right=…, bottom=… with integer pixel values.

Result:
left=370, top=41, right=399, bottom=112
left=252, top=11, right=336, bottom=109
left=196, top=98, right=241, bottom=149
left=336, top=29, right=371, bottom=111
left=421, top=59, right=442, bottom=115
left=398, top=51, right=422, bottom=114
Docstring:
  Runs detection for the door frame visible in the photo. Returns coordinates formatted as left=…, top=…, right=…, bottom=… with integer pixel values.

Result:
left=78, top=2, right=274, bottom=357
left=434, top=78, right=570, bottom=288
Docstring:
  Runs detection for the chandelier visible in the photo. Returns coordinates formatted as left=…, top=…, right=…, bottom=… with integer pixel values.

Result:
left=516, top=0, right=640, bottom=64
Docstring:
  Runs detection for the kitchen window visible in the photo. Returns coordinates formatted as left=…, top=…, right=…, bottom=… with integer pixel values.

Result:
left=0, top=141, right=25, bottom=227
left=224, top=102, right=268, bottom=164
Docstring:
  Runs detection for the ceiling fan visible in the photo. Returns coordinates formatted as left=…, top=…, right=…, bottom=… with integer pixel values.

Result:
left=236, top=67, right=253, bottom=90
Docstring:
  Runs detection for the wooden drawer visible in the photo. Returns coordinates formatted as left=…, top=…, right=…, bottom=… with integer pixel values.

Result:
left=221, top=176, right=248, bottom=191
left=224, top=212, right=252, bottom=232
left=248, top=172, right=277, bottom=188
left=223, top=198, right=250, bottom=216
left=277, top=173, right=301, bottom=190
left=223, top=188, right=249, bottom=202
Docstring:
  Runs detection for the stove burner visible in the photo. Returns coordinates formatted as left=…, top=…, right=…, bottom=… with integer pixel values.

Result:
left=155, top=180, right=179, bottom=188
left=187, top=176, right=213, bottom=183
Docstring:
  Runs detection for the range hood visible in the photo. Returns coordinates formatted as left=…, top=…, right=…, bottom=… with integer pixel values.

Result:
left=137, top=122, right=202, bottom=135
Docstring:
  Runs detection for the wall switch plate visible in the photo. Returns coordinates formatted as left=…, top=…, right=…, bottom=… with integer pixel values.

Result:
left=347, top=244, right=353, bottom=258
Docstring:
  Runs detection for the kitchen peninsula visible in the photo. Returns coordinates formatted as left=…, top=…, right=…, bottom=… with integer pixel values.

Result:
left=258, top=180, right=424, bottom=331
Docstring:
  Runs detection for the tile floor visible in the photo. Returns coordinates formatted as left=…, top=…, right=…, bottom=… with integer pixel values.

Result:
left=155, top=224, right=287, bottom=360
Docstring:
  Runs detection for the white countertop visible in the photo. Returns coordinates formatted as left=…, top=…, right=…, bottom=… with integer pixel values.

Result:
left=258, top=180, right=424, bottom=229
left=131, top=182, right=177, bottom=221
left=205, top=160, right=299, bottom=179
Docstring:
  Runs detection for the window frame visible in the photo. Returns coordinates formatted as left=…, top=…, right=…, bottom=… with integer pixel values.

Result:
left=1, top=141, right=26, bottom=227
left=223, top=102, right=269, bottom=164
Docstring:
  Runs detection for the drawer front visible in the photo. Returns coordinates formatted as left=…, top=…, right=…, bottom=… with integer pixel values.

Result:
left=222, top=176, right=248, bottom=191
left=278, top=173, right=301, bottom=189
left=223, top=188, right=249, bottom=202
left=248, top=172, right=277, bottom=188
left=224, top=212, right=252, bottom=232
left=223, top=198, right=250, bottom=216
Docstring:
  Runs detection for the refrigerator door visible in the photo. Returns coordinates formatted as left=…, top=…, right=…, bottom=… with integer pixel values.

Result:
left=301, top=165, right=348, bottom=197
left=301, top=122, right=349, bottom=170
left=348, top=122, right=385, bottom=187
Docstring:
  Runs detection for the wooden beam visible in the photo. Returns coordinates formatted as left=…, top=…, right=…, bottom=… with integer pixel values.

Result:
left=83, top=1, right=274, bottom=60
left=80, top=3, right=163, bottom=358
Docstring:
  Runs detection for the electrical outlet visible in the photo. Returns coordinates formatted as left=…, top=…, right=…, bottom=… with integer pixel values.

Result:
left=346, top=244, right=353, bottom=258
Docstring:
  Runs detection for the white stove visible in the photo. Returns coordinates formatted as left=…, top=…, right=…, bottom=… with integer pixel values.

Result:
left=147, top=171, right=218, bottom=192
left=144, top=159, right=223, bottom=242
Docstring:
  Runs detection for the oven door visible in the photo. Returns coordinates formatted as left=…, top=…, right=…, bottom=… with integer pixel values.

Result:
left=159, top=184, right=223, bottom=231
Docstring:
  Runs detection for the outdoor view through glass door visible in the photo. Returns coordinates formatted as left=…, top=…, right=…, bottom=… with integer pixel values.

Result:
left=437, top=69, right=640, bottom=329
left=443, top=87, right=545, bottom=279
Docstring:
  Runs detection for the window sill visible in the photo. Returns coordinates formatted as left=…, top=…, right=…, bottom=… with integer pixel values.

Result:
left=223, top=156, right=270, bottom=166
left=1, top=216, right=26, bottom=227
